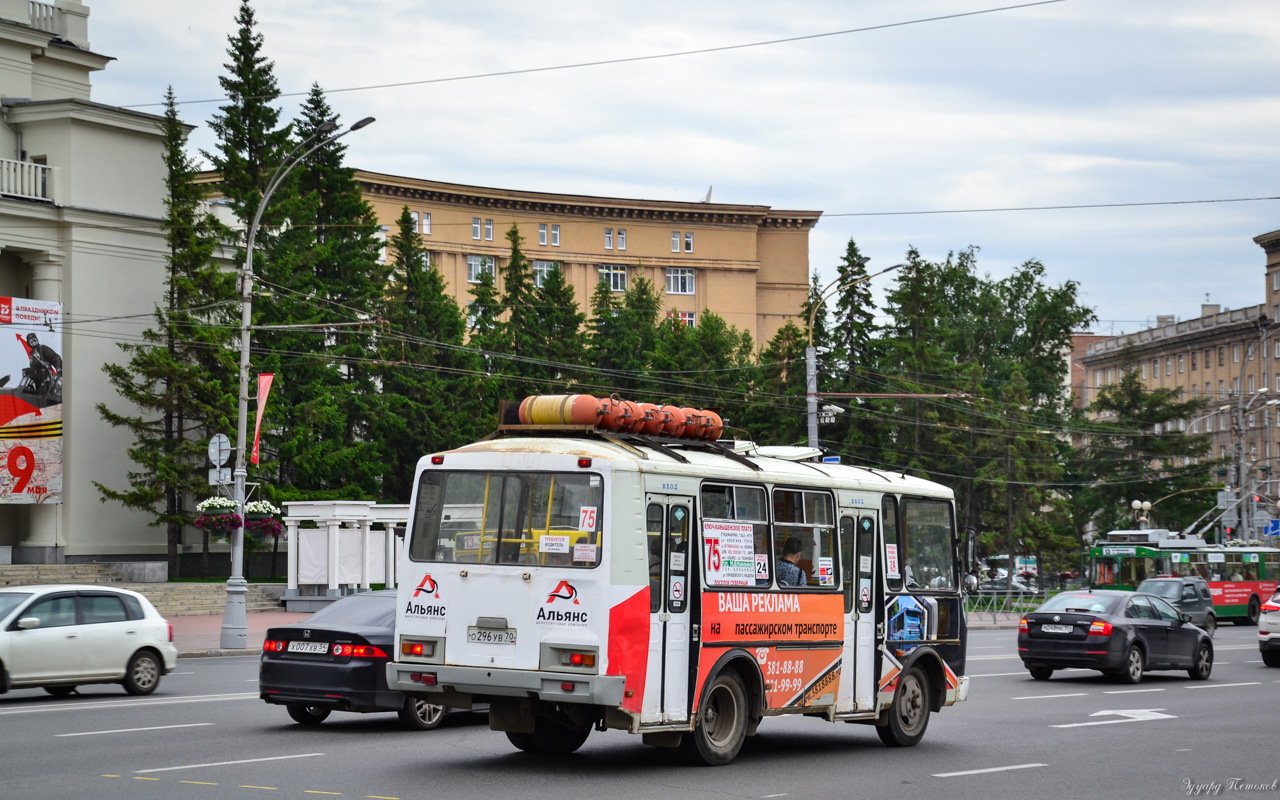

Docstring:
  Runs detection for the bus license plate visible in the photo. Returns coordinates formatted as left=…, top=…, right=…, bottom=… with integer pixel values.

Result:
left=1040, top=624, right=1073, bottom=634
left=467, top=627, right=516, bottom=645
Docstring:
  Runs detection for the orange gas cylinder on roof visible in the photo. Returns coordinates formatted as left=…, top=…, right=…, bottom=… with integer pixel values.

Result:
left=679, top=408, right=704, bottom=439
left=700, top=409, right=724, bottom=441
left=659, top=405, right=686, bottom=436
left=620, top=399, right=647, bottom=432
left=518, top=394, right=602, bottom=426
left=638, top=403, right=666, bottom=436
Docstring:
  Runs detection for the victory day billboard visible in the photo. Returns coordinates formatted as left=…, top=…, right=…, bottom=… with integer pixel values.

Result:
left=0, top=296, right=62, bottom=504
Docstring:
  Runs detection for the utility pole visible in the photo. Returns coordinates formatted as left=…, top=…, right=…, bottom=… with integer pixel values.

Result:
left=1232, top=315, right=1272, bottom=541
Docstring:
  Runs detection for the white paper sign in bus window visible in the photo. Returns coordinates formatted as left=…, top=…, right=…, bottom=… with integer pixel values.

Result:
left=540, top=534, right=570, bottom=554
left=703, top=520, right=756, bottom=586
left=579, top=506, right=597, bottom=531
left=885, top=543, right=900, bottom=578
left=573, top=543, right=597, bottom=562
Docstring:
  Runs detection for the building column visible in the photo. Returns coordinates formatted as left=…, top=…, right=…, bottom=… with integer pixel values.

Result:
left=16, top=253, right=62, bottom=559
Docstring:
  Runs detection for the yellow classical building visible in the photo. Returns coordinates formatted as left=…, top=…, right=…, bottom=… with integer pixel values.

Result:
left=356, top=171, right=821, bottom=346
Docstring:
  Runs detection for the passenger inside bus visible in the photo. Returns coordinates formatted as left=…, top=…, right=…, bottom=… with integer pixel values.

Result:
left=777, top=538, right=808, bottom=587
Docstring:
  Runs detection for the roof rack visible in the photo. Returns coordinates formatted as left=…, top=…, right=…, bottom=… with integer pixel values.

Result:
left=491, top=423, right=763, bottom=471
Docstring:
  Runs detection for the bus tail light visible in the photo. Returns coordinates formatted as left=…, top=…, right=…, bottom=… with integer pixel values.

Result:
left=561, top=682, right=576, bottom=692
left=563, top=651, right=596, bottom=667
left=431, top=455, right=445, bottom=465
left=1088, top=621, right=1112, bottom=637
left=408, top=672, right=437, bottom=685
left=577, top=458, right=592, bottom=468
left=1018, top=618, right=1028, bottom=632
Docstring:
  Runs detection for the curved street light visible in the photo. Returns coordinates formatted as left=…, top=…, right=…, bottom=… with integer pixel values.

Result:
left=804, top=261, right=903, bottom=449
left=221, top=116, right=376, bottom=649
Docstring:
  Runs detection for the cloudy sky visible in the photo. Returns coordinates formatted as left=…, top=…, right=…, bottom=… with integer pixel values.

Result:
left=90, top=0, right=1280, bottom=337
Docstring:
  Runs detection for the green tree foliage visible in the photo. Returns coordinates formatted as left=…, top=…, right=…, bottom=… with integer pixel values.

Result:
left=1068, top=356, right=1214, bottom=537
left=586, top=272, right=658, bottom=395
left=95, top=88, right=236, bottom=577
left=203, top=0, right=290, bottom=234
left=534, top=264, right=587, bottom=392
left=744, top=320, right=808, bottom=444
left=377, top=207, right=484, bottom=501
left=252, top=86, right=388, bottom=500
left=651, top=312, right=755, bottom=435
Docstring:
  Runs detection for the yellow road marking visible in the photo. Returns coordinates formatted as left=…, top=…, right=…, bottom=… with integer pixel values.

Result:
left=133, top=776, right=160, bottom=781
left=100, top=775, right=119, bottom=778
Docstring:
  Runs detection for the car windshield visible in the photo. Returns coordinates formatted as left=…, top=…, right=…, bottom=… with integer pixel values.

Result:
left=1136, top=580, right=1181, bottom=600
left=1038, top=593, right=1120, bottom=615
left=0, top=592, right=32, bottom=619
left=304, top=594, right=395, bottom=628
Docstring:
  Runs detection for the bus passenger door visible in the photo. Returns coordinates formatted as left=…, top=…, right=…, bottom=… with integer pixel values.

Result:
left=838, top=514, right=879, bottom=713
left=641, top=494, right=693, bottom=724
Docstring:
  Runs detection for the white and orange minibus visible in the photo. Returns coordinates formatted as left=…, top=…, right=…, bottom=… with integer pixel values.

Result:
left=387, top=396, right=970, bottom=765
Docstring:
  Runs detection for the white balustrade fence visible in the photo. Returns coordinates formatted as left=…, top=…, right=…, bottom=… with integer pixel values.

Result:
left=283, top=501, right=409, bottom=611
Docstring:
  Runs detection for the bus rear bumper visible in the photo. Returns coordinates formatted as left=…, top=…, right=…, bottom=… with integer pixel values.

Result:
left=387, top=662, right=626, bottom=707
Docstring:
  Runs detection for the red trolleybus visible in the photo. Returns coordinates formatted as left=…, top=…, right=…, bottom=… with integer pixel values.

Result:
left=1088, top=529, right=1280, bottom=625
left=387, top=396, right=970, bottom=765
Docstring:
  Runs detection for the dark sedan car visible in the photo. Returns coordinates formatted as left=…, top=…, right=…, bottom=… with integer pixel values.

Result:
left=260, top=590, right=448, bottom=730
left=1018, top=589, right=1213, bottom=684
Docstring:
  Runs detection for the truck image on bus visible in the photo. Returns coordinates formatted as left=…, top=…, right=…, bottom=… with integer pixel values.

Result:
left=387, top=395, right=970, bottom=765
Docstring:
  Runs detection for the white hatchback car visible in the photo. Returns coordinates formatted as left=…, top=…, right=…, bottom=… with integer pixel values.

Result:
left=1261, top=589, right=1280, bottom=668
left=0, top=585, right=178, bottom=696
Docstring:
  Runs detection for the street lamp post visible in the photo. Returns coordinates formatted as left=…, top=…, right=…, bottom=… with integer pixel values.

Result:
left=220, top=116, right=376, bottom=650
left=804, top=260, right=902, bottom=450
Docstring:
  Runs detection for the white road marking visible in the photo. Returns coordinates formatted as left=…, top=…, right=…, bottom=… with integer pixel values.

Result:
left=1245, top=660, right=1264, bottom=663
left=58, top=723, right=214, bottom=737
left=933, top=763, right=1047, bottom=778
left=1052, top=709, right=1176, bottom=728
left=1104, top=688, right=1164, bottom=694
left=0, top=692, right=257, bottom=716
left=969, top=672, right=1027, bottom=678
left=1211, top=644, right=1258, bottom=651
left=135, top=753, right=325, bottom=774
left=170, top=672, right=194, bottom=676
left=763, top=795, right=789, bottom=798
left=1176, top=749, right=1192, bottom=752
left=1013, top=693, right=1088, bottom=700
left=1183, top=682, right=1261, bottom=690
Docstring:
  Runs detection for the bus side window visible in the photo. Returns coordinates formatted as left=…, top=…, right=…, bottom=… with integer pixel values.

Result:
left=856, top=516, right=875, bottom=613
left=840, top=517, right=856, bottom=613
left=647, top=504, right=664, bottom=613
left=667, top=504, right=690, bottom=613
left=883, top=496, right=902, bottom=592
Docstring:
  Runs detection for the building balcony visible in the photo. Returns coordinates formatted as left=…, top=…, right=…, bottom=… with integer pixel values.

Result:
left=0, top=0, right=90, bottom=50
left=0, top=156, right=55, bottom=204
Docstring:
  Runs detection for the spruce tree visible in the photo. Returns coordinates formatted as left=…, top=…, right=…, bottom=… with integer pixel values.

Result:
left=497, top=223, right=542, bottom=399
left=746, top=320, right=809, bottom=444
left=378, top=207, right=484, bottom=500
left=95, top=88, right=236, bottom=577
left=534, top=264, right=586, bottom=392
left=253, top=85, right=388, bottom=500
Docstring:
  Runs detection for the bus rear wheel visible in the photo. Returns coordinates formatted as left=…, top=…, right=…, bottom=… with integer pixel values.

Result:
left=681, top=671, right=748, bottom=766
left=877, top=667, right=930, bottom=747
left=1235, top=597, right=1261, bottom=626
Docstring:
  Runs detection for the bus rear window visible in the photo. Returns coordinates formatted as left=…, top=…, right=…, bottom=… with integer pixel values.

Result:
left=408, top=470, right=604, bottom=567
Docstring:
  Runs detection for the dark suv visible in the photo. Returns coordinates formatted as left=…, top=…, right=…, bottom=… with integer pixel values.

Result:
left=1136, top=577, right=1216, bottom=637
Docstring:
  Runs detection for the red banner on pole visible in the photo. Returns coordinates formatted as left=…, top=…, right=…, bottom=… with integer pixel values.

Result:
left=251, top=373, right=275, bottom=465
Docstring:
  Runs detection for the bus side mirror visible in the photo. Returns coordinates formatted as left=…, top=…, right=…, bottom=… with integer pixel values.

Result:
left=963, top=528, right=977, bottom=572
left=963, top=573, right=979, bottom=594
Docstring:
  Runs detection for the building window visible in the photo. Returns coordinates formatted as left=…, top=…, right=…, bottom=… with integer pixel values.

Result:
left=1219, top=347, right=1225, bottom=367
left=1219, top=380, right=1225, bottom=397
left=1274, top=271, right=1279, bottom=291
left=684, top=232, right=694, bottom=253
left=598, top=264, right=627, bottom=292
left=1190, top=350, right=1197, bottom=371
left=1191, top=384, right=1198, bottom=398
left=1234, top=344, right=1241, bottom=363
left=551, top=225, right=560, bottom=247
left=472, top=217, right=481, bottom=240
left=1249, top=374, right=1256, bottom=393
left=410, top=210, right=419, bottom=232
left=1248, top=413, right=1256, bottom=428
left=466, top=254, right=495, bottom=283
left=484, top=219, right=494, bottom=241
left=539, top=223, right=548, bottom=246
left=671, top=231, right=681, bottom=253
left=668, top=310, right=696, bottom=327
left=666, top=268, right=695, bottom=295
left=1151, top=359, right=1159, bottom=380
left=422, top=213, right=431, bottom=235
left=1178, top=354, right=1184, bottom=373
left=1233, top=377, right=1240, bottom=395
left=533, top=260, right=555, bottom=288
left=1107, top=368, right=1115, bottom=384
left=618, top=228, right=626, bottom=251
left=1142, top=362, right=1148, bottom=380
left=604, top=228, right=613, bottom=250
left=1165, top=357, right=1172, bottom=377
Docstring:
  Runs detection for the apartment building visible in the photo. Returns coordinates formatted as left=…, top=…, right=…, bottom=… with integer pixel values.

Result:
left=356, top=170, right=822, bottom=347
left=1079, top=228, right=1280, bottom=476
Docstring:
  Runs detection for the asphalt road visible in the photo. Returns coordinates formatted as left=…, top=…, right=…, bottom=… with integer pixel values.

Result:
left=0, top=625, right=1273, bottom=800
